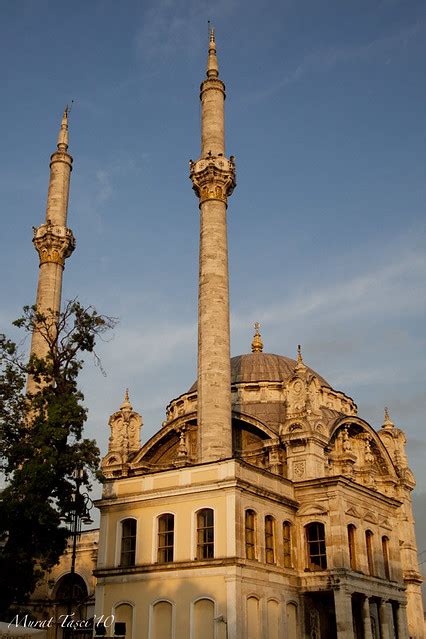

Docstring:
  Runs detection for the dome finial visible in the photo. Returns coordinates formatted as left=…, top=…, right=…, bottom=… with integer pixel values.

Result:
left=382, top=406, right=394, bottom=429
left=295, top=344, right=306, bottom=371
left=120, top=388, right=132, bottom=411
left=251, top=322, right=263, bottom=353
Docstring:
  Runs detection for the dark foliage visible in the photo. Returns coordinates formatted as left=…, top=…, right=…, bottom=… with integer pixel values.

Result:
left=0, top=301, right=116, bottom=618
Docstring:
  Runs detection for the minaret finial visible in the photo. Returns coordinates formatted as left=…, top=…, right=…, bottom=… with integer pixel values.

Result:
left=251, top=322, right=264, bottom=353
left=57, top=101, right=73, bottom=152
left=206, top=21, right=219, bottom=79
left=382, top=406, right=394, bottom=429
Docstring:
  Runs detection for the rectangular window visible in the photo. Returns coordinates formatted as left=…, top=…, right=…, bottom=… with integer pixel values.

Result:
left=283, top=522, right=292, bottom=568
left=306, top=522, right=327, bottom=570
left=245, top=510, right=256, bottom=560
left=382, top=536, right=390, bottom=580
left=197, top=509, right=214, bottom=559
left=265, top=516, right=275, bottom=564
left=348, top=524, right=357, bottom=570
left=120, top=519, right=136, bottom=567
left=157, top=514, right=174, bottom=563
left=366, top=530, right=375, bottom=575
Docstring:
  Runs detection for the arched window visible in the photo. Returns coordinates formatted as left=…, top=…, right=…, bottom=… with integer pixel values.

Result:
left=151, top=601, right=172, bottom=639
left=382, top=535, right=390, bottom=579
left=283, top=521, right=292, bottom=568
left=245, top=510, right=257, bottom=560
left=265, top=516, right=275, bottom=564
left=305, top=522, right=327, bottom=570
left=157, top=514, right=174, bottom=563
left=286, top=602, right=298, bottom=639
left=267, top=600, right=279, bottom=639
left=120, top=518, right=136, bottom=567
left=348, top=524, right=357, bottom=570
left=193, top=598, right=215, bottom=639
left=247, top=597, right=260, bottom=639
left=114, top=603, right=133, bottom=639
left=196, top=508, right=214, bottom=559
left=365, top=530, right=374, bottom=575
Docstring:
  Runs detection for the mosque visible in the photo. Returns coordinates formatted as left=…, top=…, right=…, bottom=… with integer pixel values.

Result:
left=26, top=30, right=424, bottom=639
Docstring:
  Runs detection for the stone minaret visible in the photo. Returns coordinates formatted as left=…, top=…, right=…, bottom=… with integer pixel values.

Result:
left=27, top=108, right=75, bottom=393
left=190, top=29, right=236, bottom=462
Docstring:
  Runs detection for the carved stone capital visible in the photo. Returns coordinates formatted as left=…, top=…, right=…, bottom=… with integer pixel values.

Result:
left=190, top=153, right=236, bottom=204
left=33, top=221, right=75, bottom=266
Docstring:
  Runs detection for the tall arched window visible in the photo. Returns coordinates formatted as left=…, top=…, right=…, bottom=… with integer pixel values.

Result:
left=286, top=603, right=298, bottom=639
left=196, top=508, right=214, bottom=559
left=265, top=516, right=275, bottom=564
left=193, top=598, right=215, bottom=639
left=382, top=535, right=390, bottom=579
left=283, top=521, right=292, bottom=568
left=365, top=530, right=374, bottom=575
left=348, top=524, right=357, bottom=570
left=120, top=518, right=136, bottom=567
left=245, top=510, right=257, bottom=560
left=114, top=603, right=133, bottom=639
left=151, top=601, right=172, bottom=639
left=157, top=514, right=174, bottom=563
left=305, top=522, right=327, bottom=570
left=247, top=597, right=260, bottom=639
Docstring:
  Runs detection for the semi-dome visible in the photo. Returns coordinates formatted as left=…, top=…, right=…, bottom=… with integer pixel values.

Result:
left=189, top=352, right=330, bottom=392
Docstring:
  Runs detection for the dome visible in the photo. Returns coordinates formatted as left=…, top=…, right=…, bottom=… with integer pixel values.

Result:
left=189, top=352, right=329, bottom=392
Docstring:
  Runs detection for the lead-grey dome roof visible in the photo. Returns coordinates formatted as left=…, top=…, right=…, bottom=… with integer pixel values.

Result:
left=189, top=352, right=329, bottom=392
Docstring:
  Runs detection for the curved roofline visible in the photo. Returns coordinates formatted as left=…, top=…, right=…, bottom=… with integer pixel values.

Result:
left=188, top=351, right=330, bottom=393
left=330, top=415, right=397, bottom=477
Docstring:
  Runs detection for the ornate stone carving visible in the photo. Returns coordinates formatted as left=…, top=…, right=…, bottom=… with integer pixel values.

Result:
left=263, top=438, right=283, bottom=475
left=33, top=219, right=75, bottom=266
left=189, top=153, right=236, bottom=204
left=174, top=426, right=190, bottom=467
left=293, top=460, right=306, bottom=479
left=101, top=390, right=142, bottom=477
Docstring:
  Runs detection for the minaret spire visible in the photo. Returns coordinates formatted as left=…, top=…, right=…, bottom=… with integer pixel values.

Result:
left=207, top=25, right=219, bottom=79
left=27, top=109, right=75, bottom=394
left=190, top=30, right=236, bottom=462
left=56, top=105, right=70, bottom=151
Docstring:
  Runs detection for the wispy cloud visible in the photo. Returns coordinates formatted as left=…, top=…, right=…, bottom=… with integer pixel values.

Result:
left=250, top=20, right=426, bottom=103
left=233, top=250, right=426, bottom=329
left=95, top=169, right=113, bottom=204
left=134, top=0, right=239, bottom=62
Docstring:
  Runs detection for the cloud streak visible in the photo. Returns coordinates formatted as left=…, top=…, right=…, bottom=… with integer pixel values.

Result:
left=250, top=20, right=426, bottom=103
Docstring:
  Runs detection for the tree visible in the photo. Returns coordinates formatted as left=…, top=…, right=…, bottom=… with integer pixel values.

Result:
left=0, top=301, right=116, bottom=618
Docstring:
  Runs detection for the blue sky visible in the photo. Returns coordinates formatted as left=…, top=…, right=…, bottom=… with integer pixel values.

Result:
left=1, top=0, right=425, bottom=580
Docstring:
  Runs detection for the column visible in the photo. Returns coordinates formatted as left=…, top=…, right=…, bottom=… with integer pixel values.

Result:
left=334, top=588, right=355, bottom=639
left=378, top=600, right=392, bottom=639
left=395, top=603, right=409, bottom=639
left=361, top=596, right=373, bottom=639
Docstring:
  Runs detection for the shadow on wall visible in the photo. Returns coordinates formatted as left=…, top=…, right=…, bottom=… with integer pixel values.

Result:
left=413, top=492, right=426, bottom=609
left=103, top=574, right=298, bottom=639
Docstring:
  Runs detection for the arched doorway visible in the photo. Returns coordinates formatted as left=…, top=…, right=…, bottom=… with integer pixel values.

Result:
left=52, top=574, right=92, bottom=639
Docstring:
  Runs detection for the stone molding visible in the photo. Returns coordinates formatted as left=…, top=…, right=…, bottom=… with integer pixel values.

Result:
left=190, top=153, right=236, bottom=205
left=33, top=220, right=75, bottom=266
